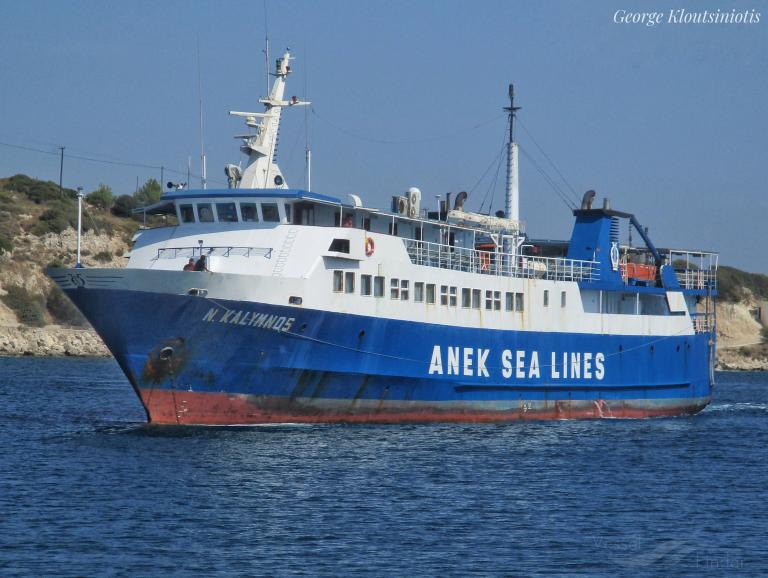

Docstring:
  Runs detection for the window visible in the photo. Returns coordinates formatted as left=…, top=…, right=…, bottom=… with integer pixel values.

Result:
left=329, top=239, right=350, bottom=253
left=401, top=280, right=409, bottom=301
left=388, top=222, right=398, bottom=236
left=472, top=289, right=481, bottom=309
left=561, top=291, right=567, bottom=307
left=179, top=204, right=195, bottom=223
left=505, top=292, right=514, bottom=311
left=414, top=282, right=424, bottom=302
left=216, top=202, right=238, bottom=222
left=197, top=203, right=214, bottom=223
left=426, top=284, right=436, bottom=304
left=262, top=203, right=280, bottom=222
left=449, top=286, right=457, bottom=307
left=515, top=292, right=524, bottom=312
left=345, top=272, right=355, bottom=294
left=440, top=285, right=448, bottom=306
left=240, top=202, right=258, bottom=222
left=390, top=278, right=400, bottom=300
left=284, top=203, right=292, bottom=223
left=361, top=275, right=372, bottom=296
left=485, top=290, right=493, bottom=310
left=333, top=270, right=343, bottom=292
left=544, top=290, right=550, bottom=307
left=374, top=276, right=385, bottom=297
left=462, top=288, right=471, bottom=308
left=494, top=291, right=501, bottom=311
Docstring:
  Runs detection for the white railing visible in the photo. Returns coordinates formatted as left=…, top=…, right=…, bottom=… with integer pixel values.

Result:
left=154, top=246, right=273, bottom=260
left=675, top=269, right=717, bottom=291
left=403, top=240, right=600, bottom=282
left=691, top=313, right=714, bottom=334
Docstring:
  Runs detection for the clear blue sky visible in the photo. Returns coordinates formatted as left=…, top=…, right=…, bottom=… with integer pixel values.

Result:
left=1, top=0, right=766, bottom=272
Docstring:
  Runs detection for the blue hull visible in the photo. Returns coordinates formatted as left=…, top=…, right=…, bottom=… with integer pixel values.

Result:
left=65, top=287, right=713, bottom=424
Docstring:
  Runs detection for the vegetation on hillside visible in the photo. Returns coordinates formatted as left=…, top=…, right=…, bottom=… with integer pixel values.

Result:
left=0, top=174, right=178, bottom=329
left=717, top=266, right=768, bottom=303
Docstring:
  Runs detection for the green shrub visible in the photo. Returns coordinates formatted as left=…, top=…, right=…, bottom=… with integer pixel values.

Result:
left=3, top=174, right=76, bottom=204
left=94, top=251, right=112, bottom=263
left=31, top=205, right=72, bottom=236
left=718, top=266, right=768, bottom=302
left=86, top=184, right=114, bottom=210
left=0, top=234, right=12, bottom=255
left=111, top=194, right=137, bottom=217
left=46, top=285, right=87, bottom=327
left=1, top=285, right=46, bottom=327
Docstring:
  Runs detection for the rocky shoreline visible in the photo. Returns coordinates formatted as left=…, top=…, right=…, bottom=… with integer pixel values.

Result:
left=0, top=325, right=109, bottom=357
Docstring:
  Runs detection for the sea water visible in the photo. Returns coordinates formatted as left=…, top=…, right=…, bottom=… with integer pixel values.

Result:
left=0, top=357, right=765, bottom=577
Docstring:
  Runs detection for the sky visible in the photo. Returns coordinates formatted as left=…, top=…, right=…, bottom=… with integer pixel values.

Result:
left=1, top=0, right=766, bottom=272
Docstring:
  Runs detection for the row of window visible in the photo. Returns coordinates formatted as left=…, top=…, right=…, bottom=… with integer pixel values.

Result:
left=178, top=201, right=292, bottom=224
left=332, top=271, right=532, bottom=312
left=333, top=271, right=569, bottom=310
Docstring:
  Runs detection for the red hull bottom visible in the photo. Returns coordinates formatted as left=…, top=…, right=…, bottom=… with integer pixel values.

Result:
left=138, top=389, right=710, bottom=425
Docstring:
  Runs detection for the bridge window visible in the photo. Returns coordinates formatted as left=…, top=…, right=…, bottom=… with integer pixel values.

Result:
left=197, top=203, right=214, bottom=223
left=216, top=203, right=238, bottom=222
left=240, top=203, right=258, bottom=222
left=284, top=203, right=292, bottom=223
left=262, top=203, right=280, bottom=222
left=179, top=204, right=195, bottom=223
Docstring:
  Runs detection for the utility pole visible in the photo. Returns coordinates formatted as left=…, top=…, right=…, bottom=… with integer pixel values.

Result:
left=58, top=146, right=65, bottom=197
left=76, top=187, right=84, bottom=268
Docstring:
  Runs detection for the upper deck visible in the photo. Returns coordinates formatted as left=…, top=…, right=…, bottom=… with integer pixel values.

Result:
left=136, top=187, right=718, bottom=296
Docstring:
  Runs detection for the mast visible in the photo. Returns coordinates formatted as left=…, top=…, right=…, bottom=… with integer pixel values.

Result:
left=230, top=50, right=309, bottom=189
left=504, top=84, right=520, bottom=222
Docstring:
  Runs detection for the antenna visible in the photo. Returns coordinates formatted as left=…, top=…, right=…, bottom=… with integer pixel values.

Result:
left=304, top=46, right=311, bottom=191
left=263, top=0, right=270, bottom=97
left=504, top=84, right=521, bottom=222
left=197, top=37, right=207, bottom=189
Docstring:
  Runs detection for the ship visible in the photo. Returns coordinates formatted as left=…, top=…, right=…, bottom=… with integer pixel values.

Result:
left=48, top=50, right=719, bottom=424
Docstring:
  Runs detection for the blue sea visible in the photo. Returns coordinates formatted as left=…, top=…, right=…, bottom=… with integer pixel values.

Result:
left=0, top=357, right=766, bottom=577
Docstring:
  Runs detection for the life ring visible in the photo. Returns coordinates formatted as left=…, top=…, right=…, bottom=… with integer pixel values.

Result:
left=365, top=237, right=375, bottom=257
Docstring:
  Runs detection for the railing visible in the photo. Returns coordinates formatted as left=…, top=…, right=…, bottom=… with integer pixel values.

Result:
left=691, top=312, right=714, bottom=334
left=675, top=269, right=718, bottom=291
left=666, top=249, right=718, bottom=291
left=403, top=240, right=600, bottom=282
left=154, top=246, right=273, bottom=260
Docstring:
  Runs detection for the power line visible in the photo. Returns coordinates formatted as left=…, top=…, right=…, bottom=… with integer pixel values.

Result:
left=311, top=107, right=505, bottom=145
left=0, top=140, right=227, bottom=187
